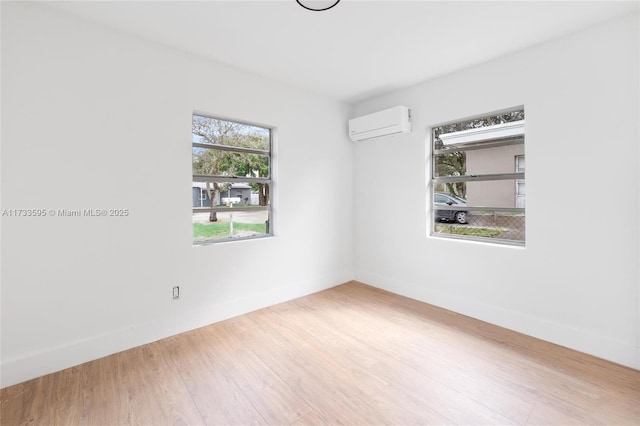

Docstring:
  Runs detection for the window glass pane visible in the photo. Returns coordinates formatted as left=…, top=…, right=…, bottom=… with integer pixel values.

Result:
left=192, top=182, right=270, bottom=208
left=433, top=110, right=525, bottom=140
left=193, top=147, right=270, bottom=179
left=192, top=115, right=269, bottom=151
left=192, top=182, right=271, bottom=244
left=435, top=179, right=524, bottom=208
left=434, top=144, right=524, bottom=177
left=193, top=209, right=271, bottom=244
left=433, top=182, right=524, bottom=242
left=433, top=210, right=525, bottom=243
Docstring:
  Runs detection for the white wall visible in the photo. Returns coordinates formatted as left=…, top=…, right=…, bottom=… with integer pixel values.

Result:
left=0, top=2, right=354, bottom=387
left=353, top=13, right=639, bottom=369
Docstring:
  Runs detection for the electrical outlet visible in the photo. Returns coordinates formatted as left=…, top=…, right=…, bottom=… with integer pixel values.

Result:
left=172, top=286, right=180, bottom=300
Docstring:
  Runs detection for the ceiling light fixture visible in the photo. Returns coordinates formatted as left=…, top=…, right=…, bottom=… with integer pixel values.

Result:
left=296, top=0, right=341, bottom=12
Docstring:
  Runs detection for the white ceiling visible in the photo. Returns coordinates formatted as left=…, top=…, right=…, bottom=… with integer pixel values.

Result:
left=40, top=1, right=639, bottom=104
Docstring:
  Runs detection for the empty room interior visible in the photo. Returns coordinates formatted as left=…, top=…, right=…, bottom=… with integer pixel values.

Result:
left=1, top=0, right=639, bottom=425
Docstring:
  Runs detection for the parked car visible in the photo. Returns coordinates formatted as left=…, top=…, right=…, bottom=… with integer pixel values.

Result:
left=434, top=192, right=468, bottom=224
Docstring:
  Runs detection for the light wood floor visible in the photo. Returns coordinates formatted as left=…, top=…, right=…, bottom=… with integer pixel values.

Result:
left=2, top=281, right=639, bottom=425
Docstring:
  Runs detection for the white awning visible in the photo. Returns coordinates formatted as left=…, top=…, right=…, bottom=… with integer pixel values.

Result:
left=440, top=120, right=525, bottom=146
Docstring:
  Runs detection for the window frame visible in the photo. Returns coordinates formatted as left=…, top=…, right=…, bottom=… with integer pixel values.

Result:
left=430, top=109, right=525, bottom=246
left=192, top=114, right=273, bottom=245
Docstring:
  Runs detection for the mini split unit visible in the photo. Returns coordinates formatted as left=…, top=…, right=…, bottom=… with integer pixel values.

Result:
left=348, top=106, right=412, bottom=142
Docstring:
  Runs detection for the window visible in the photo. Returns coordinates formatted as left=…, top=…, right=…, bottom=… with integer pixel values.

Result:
left=515, top=155, right=525, bottom=208
left=192, top=114, right=272, bottom=244
left=199, top=188, right=208, bottom=207
left=431, top=109, right=525, bottom=245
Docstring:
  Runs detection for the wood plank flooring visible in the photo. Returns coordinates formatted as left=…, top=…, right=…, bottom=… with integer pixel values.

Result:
left=2, top=281, right=639, bottom=425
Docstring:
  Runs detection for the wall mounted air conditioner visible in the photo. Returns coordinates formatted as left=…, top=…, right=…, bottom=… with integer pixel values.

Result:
left=348, top=106, right=412, bottom=142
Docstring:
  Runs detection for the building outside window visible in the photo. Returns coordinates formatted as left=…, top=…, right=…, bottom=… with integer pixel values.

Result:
left=191, top=114, right=272, bottom=245
left=431, top=109, right=525, bottom=245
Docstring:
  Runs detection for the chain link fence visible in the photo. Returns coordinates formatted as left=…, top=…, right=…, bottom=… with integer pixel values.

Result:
left=434, top=211, right=525, bottom=243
